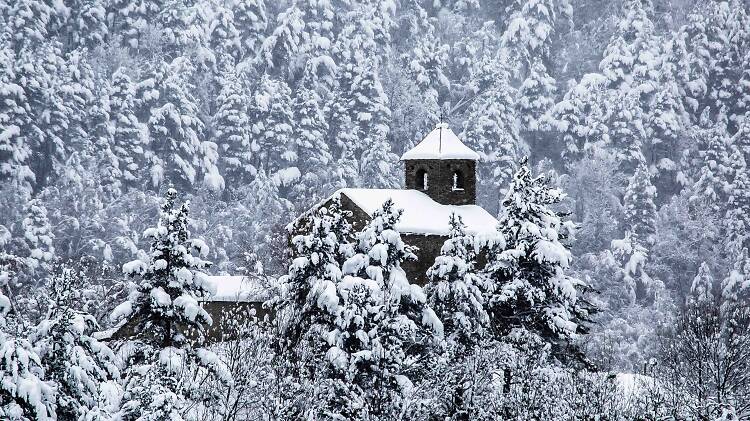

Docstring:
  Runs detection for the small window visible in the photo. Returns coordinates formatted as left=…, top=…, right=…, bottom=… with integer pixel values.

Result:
left=416, top=169, right=428, bottom=191
left=452, top=170, right=464, bottom=191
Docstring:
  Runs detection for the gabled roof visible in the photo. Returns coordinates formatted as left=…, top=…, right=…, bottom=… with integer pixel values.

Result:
left=205, top=275, right=269, bottom=302
left=338, top=188, right=497, bottom=236
left=401, top=123, right=479, bottom=161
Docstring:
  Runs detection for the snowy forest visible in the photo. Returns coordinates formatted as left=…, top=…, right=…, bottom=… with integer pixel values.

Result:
left=1, top=0, right=749, bottom=418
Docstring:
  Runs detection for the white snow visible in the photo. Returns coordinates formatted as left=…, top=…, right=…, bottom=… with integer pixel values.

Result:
left=400, top=123, right=480, bottom=161
left=338, top=188, right=498, bottom=236
left=205, top=275, right=268, bottom=302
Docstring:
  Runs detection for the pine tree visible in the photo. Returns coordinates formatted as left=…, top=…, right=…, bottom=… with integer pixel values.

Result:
left=69, top=0, right=108, bottom=49
left=137, top=59, right=216, bottom=190
left=547, top=73, right=609, bottom=167
left=111, top=0, right=161, bottom=49
left=462, top=61, right=525, bottom=212
left=333, top=15, right=396, bottom=189
left=258, top=5, right=305, bottom=76
left=0, top=42, right=33, bottom=194
left=290, top=84, right=333, bottom=202
left=725, top=168, right=750, bottom=255
left=21, top=199, right=55, bottom=275
left=113, top=188, right=214, bottom=346
left=0, top=268, right=55, bottom=420
left=518, top=58, right=556, bottom=134
left=7, top=0, right=51, bottom=52
left=644, top=62, right=685, bottom=197
left=213, top=69, right=253, bottom=185
left=31, top=269, right=120, bottom=420
left=502, top=0, right=572, bottom=74
left=113, top=188, right=231, bottom=419
left=275, top=198, right=354, bottom=417
left=248, top=74, right=295, bottom=182
left=622, top=160, right=657, bottom=248
left=483, top=161, right=593, bottom=364
left=607, top=89, right=646, bottom=175
left=599, top=0, right=658, bottom=90
left=233, top=0, right=267, bottom=61
left=334, top=199, right=443, bottom=417
left=690, top=111, right=732, bottom=212
left=688, top=262, right=715, bottom=307
left=209, top=5, right=242, bottom=64
left=425, top=213, right=488, bottom=351
left=110, top=68, right=145, bottom=190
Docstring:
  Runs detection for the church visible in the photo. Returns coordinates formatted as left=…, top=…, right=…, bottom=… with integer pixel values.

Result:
left=105, top=123, right=498, bottom=342
left=294, top=122, right=498, bottom=284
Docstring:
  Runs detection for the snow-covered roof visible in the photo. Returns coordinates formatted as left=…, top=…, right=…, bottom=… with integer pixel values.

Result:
left=205, top=275, right=268, bottom=303
left=339, top=188, right=497, bottom=236
left=401, top=123, right=479, bottom=161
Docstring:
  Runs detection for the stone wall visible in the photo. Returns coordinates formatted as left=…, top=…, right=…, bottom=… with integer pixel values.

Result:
left=404, top=159, right=476, bottom=205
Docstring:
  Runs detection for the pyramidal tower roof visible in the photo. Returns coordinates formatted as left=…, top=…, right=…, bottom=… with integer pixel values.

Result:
left=400, top=123, right=480, bottom=161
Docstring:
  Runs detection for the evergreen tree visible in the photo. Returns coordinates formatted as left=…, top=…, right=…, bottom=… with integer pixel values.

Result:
left=599, top=0, right=658, bottom=90
left=462, top=61, right=525, bottom=212
left=690, top=111, right=732, bottom=212
left=69, top=0, right=108, bottom=49
left=111, top=0, right=162, bottom=49
left=213, top=69, right=253, bottom=185
left=110, top=68, right=145, bottom=190
left=425, top=213, right=488, bottom=351
left=483, top=161, right=593, bottom=364
left=31, top=269, right=120, bottom=420
left=7, top=0, right=51, bottom=52
left=0, top=42, right=33, bottom=193
left=291, top=84, right=333, bottom=202
left=622, top=160, right=657, bottom=248
left=258, top=5, right=305, bottom=76
left=208, top=5, right=241, bottom=64
left=333, top=199, right=443, bottom=417
left=233, top=0, right=267, bottom=61
left=606, top=89, right=646, bottom=175
left=518, top=58, right=556, bottom=135
left=137, top=59, right=218, bottom=190
left=688, top=262, right=714, bottom=307
left=113, top=188, right=231, bottom=419
left=248, top=74, right=295, bottom=181
left=0, top=290, right=55, bottom=420
left=21, top=199, right=55, bottom=275
left=725, top=168, right=750, bottom=255
left=275, top=198, right=354, bottom=417
left=502, top=0, right=572, bottom=74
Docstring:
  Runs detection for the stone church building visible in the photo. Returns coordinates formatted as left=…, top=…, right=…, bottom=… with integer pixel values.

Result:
left=106, top=123, right=498, bottom=342
left=298, top=122, right=498, bottom=284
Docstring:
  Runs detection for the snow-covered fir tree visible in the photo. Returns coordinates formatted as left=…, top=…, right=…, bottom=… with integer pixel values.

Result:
left=213, top=68, right=253, bottom=185
left=110, top=68, right=145, bottom=190
left=112, top=188, right=231, bottom=419
left=462, top=59, right=525, bottom=213
left=622, top=160, right=657, bottom=247
left=483, top=160, right=593, bottom=364
left=0, top=272, right=55, bottom=420
left=331, top=199, right=443, bottom=418
left=21, top=199, right=55, bottom=276
left=425, top=213, right=488, bottom=352
left=31, top=268, right=120, bottom=420
left=273, top=197, right=353, bottom=417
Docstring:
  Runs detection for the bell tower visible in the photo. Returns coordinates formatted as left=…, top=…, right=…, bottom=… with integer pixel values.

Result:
left=401, top=123, right=478, bottom=206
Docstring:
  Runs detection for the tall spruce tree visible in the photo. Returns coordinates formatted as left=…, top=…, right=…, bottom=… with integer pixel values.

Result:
left=113, top=188, right=231, bottom=420
left=334, top=199, right=443, bottom=417
left=483, top=160, right=593, bottom=364
left=31, top=269, right=120, bottom=420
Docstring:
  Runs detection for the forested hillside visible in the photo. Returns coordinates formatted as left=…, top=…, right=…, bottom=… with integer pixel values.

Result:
left=0, top=0, right=749, bottom=419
